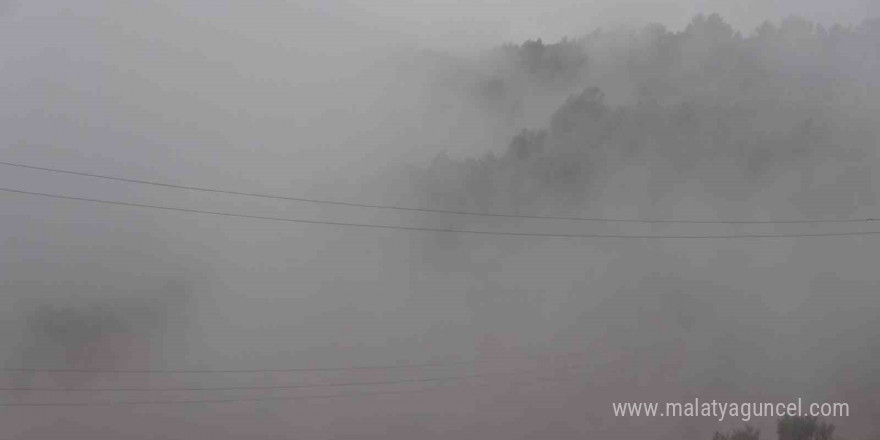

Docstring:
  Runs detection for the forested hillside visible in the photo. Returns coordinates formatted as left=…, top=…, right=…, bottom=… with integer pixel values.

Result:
left=406, top=15, right=879, bottom=222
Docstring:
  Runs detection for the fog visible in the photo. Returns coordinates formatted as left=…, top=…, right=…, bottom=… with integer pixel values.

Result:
left=1, top=1, right=879, bottom=439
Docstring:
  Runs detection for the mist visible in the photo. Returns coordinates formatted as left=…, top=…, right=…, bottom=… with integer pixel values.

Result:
left=2, top=1, right=879, bottom=439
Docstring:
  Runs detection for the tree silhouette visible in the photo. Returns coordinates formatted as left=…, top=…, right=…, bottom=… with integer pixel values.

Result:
left=713, top=425, right=761, bottom=440
left=777, top=415, right=835, bottom=440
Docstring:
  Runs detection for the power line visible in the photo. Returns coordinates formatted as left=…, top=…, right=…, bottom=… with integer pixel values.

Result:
left=0, top=372, right=581, bottom=407
left=2, top=187, right=879, bottom=239
left=0, top=368, right=553, bottom=392
left=0, top=387, right=454, bottom=407
left=0, top=358, right=476, bottom=374
left=0, top=351, right=592, bottom=375
left=1, top=161, right=874, bottom=225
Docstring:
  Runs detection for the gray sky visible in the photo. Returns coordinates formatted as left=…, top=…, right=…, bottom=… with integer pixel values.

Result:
left=3, top=0, right=875, bottom=186
left=1, top=2, right=879, bottom=439
left=7, top=1, right=878, bottom=52
left=296, top=0, right=879, bottom=49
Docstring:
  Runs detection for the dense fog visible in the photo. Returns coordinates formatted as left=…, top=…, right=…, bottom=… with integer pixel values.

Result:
left=1, top=1, right=878, bottom=439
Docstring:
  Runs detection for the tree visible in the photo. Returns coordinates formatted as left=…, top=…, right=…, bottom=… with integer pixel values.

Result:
left=713, top=425, right=761, bottom=440
left=508, top=128, right=546, bottom=160
left=777, top=415, right=835, bottom=440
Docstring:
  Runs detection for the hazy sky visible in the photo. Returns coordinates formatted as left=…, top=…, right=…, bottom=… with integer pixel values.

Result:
left=296, top=0, right=880, bottom=49
left=5, top=0, right=879, bottom=53
left=1, top=2, right=879, bottom=439
left=3, top=0, right=875, bottom=185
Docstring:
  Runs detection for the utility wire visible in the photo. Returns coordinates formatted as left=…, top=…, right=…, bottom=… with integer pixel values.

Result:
left=0, top=367, right=559, bottom=392
left=2, top=187, right=879, bottom=239
left=1, top=161, right=874, bottom=225
left=0, top=387, right=454, bottom=407
left=0, top=357, right=476, bottom=374
left=0, top=371, right=582, bottom=407
left=0, top=351, right=593, bottom=375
